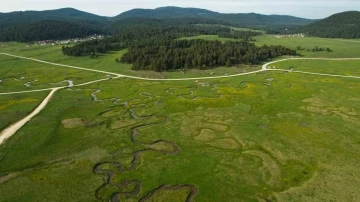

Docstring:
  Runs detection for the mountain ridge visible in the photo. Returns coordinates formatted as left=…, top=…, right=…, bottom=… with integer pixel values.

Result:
left=0, top=6, right=316, bottom=27
left=298, top=11, right=360, bottom=38
left=0, top=8, right=109, bottom=28
left=113, top=6, right=316, bottom=26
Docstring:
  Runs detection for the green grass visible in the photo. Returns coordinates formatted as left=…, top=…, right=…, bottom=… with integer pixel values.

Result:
left=0, top=91, right=47, bottom=130
left=176, top=34, right=360, bottom=58
left=272, top=59, right=360, bottom=76
left=228, top=26, right=266, bottom=34
left=0, top=54, right=107, bottom=92
left=0, top=43, right=261, bottom=79
left=0, top=70, right=359, bottom=201
left=178, top=35, right=240, bottom=42
left=195, top=24, right=265, bottom=34
left=254, top=35, right=360, bottom=58
left=0, top=39, right=360, bottom=202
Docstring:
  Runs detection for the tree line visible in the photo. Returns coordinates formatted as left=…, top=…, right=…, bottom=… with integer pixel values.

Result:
left=0, top=20, right=102, bottom=42
left=62, top=40, right=124, bottom=57
left=120, top=39, right=297, bottom=71
left=61, top=25, right=262, bottom=56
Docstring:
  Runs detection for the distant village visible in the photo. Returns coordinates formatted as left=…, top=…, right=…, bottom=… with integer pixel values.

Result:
left=33, top=34, right=105, bottom=46
left=274, top=33, right=305, bottom=38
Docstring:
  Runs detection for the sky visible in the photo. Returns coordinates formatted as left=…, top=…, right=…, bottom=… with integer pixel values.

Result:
left=1, top=0, right=359, bottom=19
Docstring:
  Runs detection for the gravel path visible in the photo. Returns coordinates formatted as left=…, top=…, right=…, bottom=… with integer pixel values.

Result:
left=0, top=88, right=60, bottom=144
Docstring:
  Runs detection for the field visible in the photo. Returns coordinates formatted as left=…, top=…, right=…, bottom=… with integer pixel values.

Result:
left=272, top=59, right=360, bottom=76
left=0, top=43, right=261, bottom=80
left=179, top=35, right=241, bottom=42
left=195, top=24, right=265, bottom=34
left=253, top=35, right=360, bottom=58
left=0, top=92, right=47, bottom=130
left=179, top=34, right=360, bottom=58
left=0, top=36, right=360, bottom=202
left=0, top=54, right=108, bottom=92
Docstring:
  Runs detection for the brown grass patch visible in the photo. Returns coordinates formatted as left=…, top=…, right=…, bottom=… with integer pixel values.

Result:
left=208, top=138, right=241, bottom=150
left=194, top=129, right=217, bottom=141
left=110, top=119, right=137, bottom=130
left=243, top=150, right=281, bottom=187
left=61, top=118, right=85, bottom=129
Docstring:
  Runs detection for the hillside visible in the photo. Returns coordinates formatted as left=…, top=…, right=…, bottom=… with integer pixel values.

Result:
left=115, top=6, right=218, bottom=19
left=299, top=11, right=360, bottom=38
left=0, top=6, right=317, bottom=42
left=0, top=20, right=102, bottom=42
left=114, top=6, right=316, bottom=26
left=0, top=8, right=109, bottom=28
left=108, top=17, right=231, bottom=33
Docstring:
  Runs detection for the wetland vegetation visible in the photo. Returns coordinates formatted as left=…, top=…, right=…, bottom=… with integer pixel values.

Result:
left=0, top=40, right=360, bottom=201
left=1, top=5, right=360, bottom=202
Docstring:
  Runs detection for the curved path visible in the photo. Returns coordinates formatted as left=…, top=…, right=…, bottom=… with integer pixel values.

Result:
left=0, top=77, right=118, bottom=144
left=1, top=53, right=360, bottom=83
left=0, top=77, right=117, bottom=95
left=1, top=52, right=360, bottom=144
left=261, top=57, right=360, bottom=70
left=269, top=69, right=360, bottom=79
left=0, top=88, right=60, bottom=144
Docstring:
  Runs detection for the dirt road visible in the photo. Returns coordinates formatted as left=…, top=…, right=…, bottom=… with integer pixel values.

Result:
left=0, top=88, right=60, bottom=144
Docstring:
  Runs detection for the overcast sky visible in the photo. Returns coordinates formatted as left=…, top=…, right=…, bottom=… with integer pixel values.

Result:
left=1, top=0, right=359, bottom=19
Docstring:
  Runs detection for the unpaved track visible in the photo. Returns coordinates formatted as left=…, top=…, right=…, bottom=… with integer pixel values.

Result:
left=0, top=77, right=116, bottom=95
left=262, top=57, right=360, bottom=70
left=0, top=77, right=118, bottom=144
left=1, top=52, right=360, bottom=82
left=268, top=69, right=360, bottom=79
left=1, top=53, right=360, bottom=145
left=0, top=88, right=60, bottom=144
left=0, top=52, right=120, bottom=76
left=0, top=52, right=267, bottom=81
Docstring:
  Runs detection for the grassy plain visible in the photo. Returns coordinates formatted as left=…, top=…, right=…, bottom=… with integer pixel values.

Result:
left=0, top=54, right=107, bottom=92
left=0, top=69, right=359, bottom=201
left=178, top=35, right=240, bottom=42
left=0, top=43, right=262, bottom=80
left=2, top=34, right=360, bottom=82
left=0, top=37, right=360, bottom=202
left=229, top=26, right=266, bottom=33
left=195, top=24, right=265, bottom=34
left=253, top=35, right=360, bottom=58
left=272, top=59, right=360, bottom=76
left=0, top=91, right=47, bottom=130
left=176, top=34, right=360, bottom=59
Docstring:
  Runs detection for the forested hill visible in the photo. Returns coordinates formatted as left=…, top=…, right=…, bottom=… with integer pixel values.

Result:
left=0, top=6, right=318, bottom=42
left=115, top=6, right=218, bottom=19
left=109, top=17, right=232, bottom=33
left=0, top=6, right=315, bottom=29
left=114, top=6, right=316, bottom=26
left=298, top=11, right=360, bottom=38
left=0, top=20, right=102, bottom=42
left=0, top=8, right=109, bottom=28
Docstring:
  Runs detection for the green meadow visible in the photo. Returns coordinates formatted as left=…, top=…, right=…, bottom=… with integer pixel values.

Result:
left=180, top=34, right=360, bottom=58
left=0, top=92, right=47, bottom=130
left=0, top=54, right=107, bottom=92
left=0, top=43, right=261, bottom=80
left=272, top=59, right=360, bottom=76
left=179, top=35, right=241, bottom=42
left=0, top=71, right=359, bottom=201
left=253, top=35, right=360, bottom=58
left=0, top=36, right=359, bottom=202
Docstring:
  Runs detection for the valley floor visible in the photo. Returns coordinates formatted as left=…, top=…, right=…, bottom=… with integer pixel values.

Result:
left=0, top=40, right=360, bottom=202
